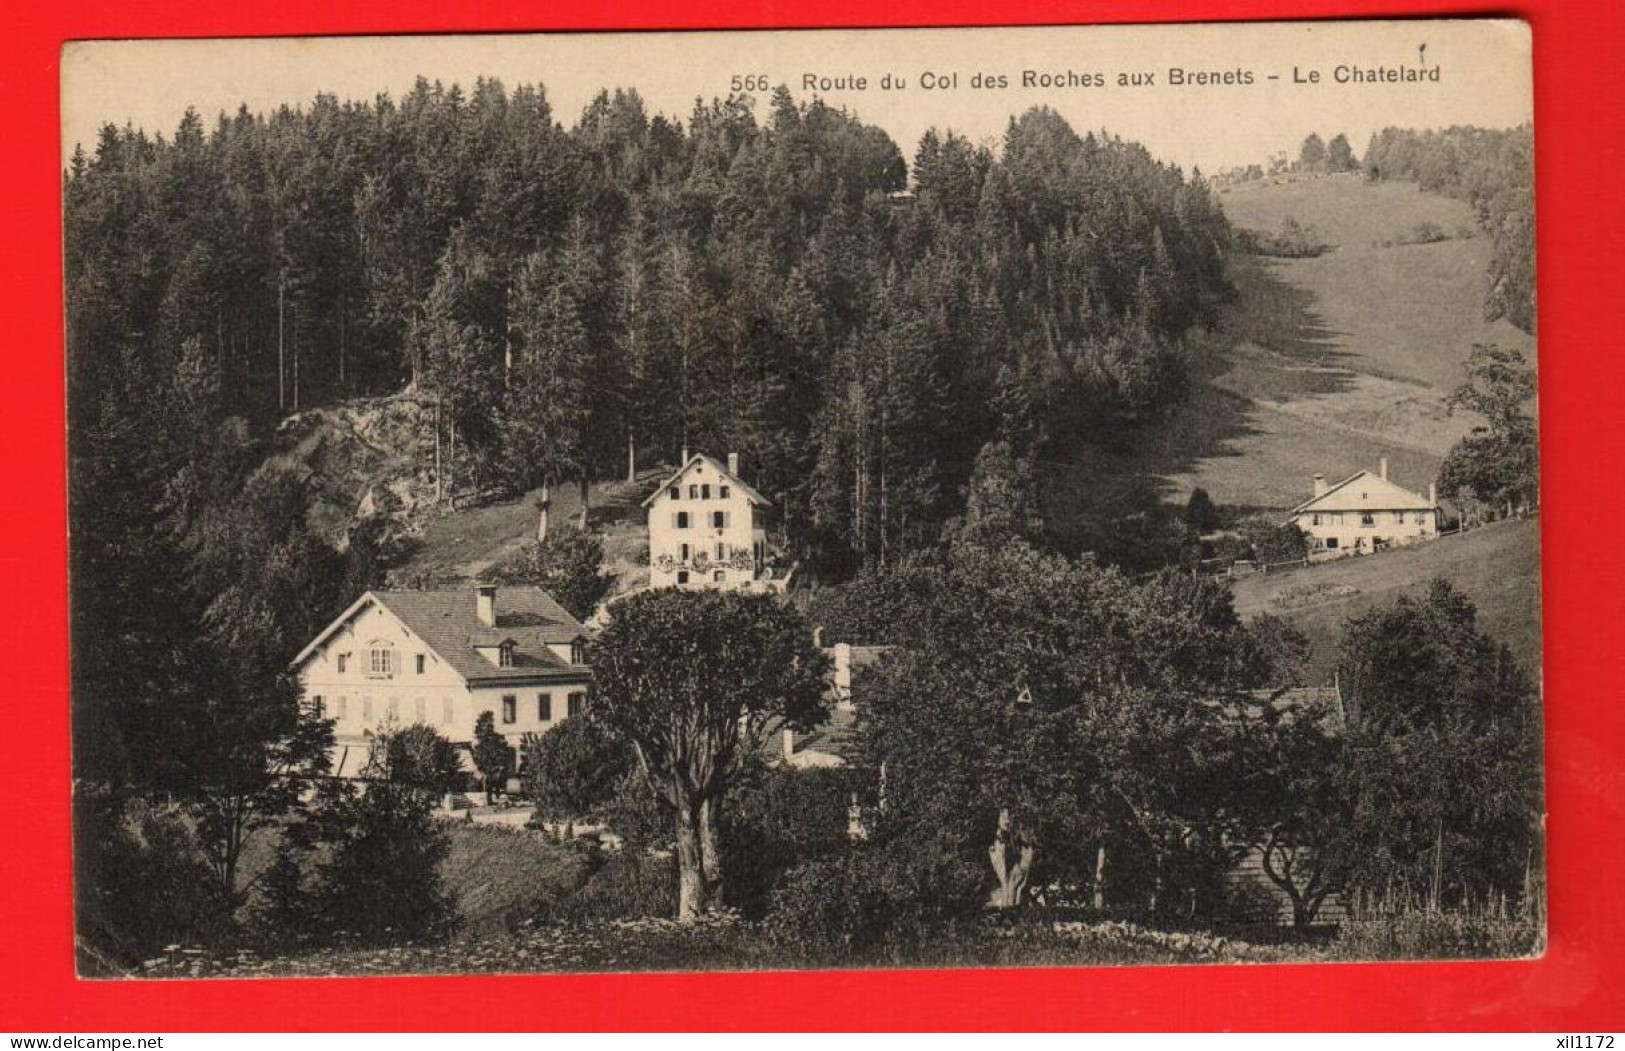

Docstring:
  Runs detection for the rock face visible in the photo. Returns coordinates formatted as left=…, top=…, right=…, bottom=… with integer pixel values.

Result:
left=273, top=393, right=435, bottom=554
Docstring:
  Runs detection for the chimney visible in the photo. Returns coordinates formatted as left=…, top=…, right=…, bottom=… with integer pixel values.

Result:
left=728, top=451, right=741, bottom=477
left=1379, top=456, right=1389, bottom=481
left=834, top=641, right=853, bottom=706
left=681, top=443, right=690, bottom=465
left=1428, top=482, right=1437, bottom=507
left=1313, top=473, right=1327, bottom=497
left=475, top=584, right=498, bottom=628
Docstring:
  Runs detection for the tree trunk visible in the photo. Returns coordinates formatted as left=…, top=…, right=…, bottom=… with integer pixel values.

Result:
left=578, top=475, right=590, bottom=530
left=988, top=808, right=1036, bottom=909
left=699, top=794, right=725, bottom=910
left=627, top=432, right=637, bottom=483
left=1093, top=843, right=1108, bottom=910
left=674, top=802, right=706, bottom=921
left=537, top=483, right=551, bottom=543
left=277, top=276, right=286, bottom=412
left=433, top=398, right=443, bottom=504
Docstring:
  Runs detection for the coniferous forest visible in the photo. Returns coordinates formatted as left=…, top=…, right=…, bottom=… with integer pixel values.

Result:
left=67, top=80, right=1230, bottom=791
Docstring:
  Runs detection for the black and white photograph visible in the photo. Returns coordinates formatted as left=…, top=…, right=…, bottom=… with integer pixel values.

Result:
left=63, top=20, right=1543, bottom=978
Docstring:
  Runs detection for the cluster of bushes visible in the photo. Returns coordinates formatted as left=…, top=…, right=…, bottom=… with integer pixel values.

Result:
left=1374, top=221, right=1475, bottom=248
left=1236, top=217, right=1326, bottom=258
left=74, top=725, right=459, bottom=971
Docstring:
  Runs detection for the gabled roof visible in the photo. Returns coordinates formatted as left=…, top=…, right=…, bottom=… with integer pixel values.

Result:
left=641, top=453, right=771, bottom=509
left=1289, top=470, right=1435, bottom=516
left=293, top=586, right=589, bottom=686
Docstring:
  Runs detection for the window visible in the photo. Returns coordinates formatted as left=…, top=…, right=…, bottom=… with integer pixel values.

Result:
left=689, top=484, right=699, bottom=499
left=1393, top=512, right=1405, bottom=524
left=675, top=511, right=690, bottom=529
left=1326, top=537, right=1340, bottom=549
left=368, top=646, right=395, bottom=678
left=716, top=542, right=726, bottom=560
left=570, top=640, right=586, bottom=664
left=713, top=570, right=726, bottom=583
left=701, top=484, right=711, bottom=500
left=567, top=692, right=587, bottom=717
left=311, top=695, right=325, bottom=718
left=502, top=695, right=517, bottom=724
left=538, top=694, right=553, bottom=721
left=720, top=485, right=731, bottom=499
left=336, top=653, right=348, bottom=674
left=442, top=698, right=453, bottom=724
left=499, top=642, right=515, bottom=668
left=336, top=696, right=347, bottom=719
left=712, top=511, right=727, bottom=528
left=677, top=571, right=690, bottom=585
left=1311, top=514, right=1322, bottom=526
left=669, top=487, right=679, bottom=500
left=680, top=542, right=690, bottom=561
left=1360, top=513, right=1375, bottom=527
left=416, top=654, right=426, bottom=675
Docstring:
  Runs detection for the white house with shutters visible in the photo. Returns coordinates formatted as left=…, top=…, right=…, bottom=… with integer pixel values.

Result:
left=292, top=584, right=592, bottom=777
left=643, top=452, right=773, bottom=590
left=1288, top=457, right=1440, bottom=560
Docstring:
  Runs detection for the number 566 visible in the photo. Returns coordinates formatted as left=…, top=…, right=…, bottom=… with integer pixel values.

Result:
left=730, top=75, right=770, bottom=92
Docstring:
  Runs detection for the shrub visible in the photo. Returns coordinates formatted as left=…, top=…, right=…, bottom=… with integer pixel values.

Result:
left=310, top=781, right=456, bottom=944
left=723, top=764, right=856, bottom=917
left=764, top=845, right=986, bottom=950
left=73, top=792, right=235, bottom=966
left=540, top=851, right=679, bottom=923
left=1332, top=909, right=1542, bottom=960
left=522, top=716, right=631, bottom=833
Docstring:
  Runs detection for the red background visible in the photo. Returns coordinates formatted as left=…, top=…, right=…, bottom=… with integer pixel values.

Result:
left=3, top=0, right=1621, bottom=1032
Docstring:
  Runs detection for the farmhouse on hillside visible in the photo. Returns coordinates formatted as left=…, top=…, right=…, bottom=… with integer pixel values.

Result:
left=1289, top=457, right=1440, bottom=560
left=292, top=584, right=591, bottom=776
left=644, top=452, right=778, bottom=591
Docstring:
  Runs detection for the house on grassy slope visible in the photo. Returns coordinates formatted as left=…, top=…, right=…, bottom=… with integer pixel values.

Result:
left=293, top=584, right=591, bottom=777
left=1289, top=457, right=1440, bottom=560
left=644, top=452, right=777, bottom=591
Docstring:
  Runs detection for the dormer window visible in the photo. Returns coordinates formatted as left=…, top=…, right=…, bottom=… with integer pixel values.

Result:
left=499, top=641, right=515, bottom=668
left=570, top=639, right=586, bottom=665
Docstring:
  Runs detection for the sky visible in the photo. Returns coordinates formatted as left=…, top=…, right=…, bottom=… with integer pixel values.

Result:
left=61, top=20, right=1532, bottom=175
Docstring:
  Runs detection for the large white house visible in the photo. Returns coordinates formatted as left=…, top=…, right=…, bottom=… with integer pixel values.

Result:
left=292, top=584, right=591, bottom=776
left=1289, top=458, right=1440, bottom=560
left=643, top=452, right=773, bottom=590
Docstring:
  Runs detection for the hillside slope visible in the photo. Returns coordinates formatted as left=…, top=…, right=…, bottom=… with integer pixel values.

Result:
left=1044, top=174, right=1535, bottom=517
left=1230, top=516, right=1542, bottom=682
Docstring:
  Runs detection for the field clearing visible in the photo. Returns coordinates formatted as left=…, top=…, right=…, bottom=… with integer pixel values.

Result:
left=1049, top=174, right=1535, bottom=515
left=1219, top=173, right=1534, bottom=389
left=1230, top=515, right=1542, bottom=680
left=393, top=468, right=664, bottom=588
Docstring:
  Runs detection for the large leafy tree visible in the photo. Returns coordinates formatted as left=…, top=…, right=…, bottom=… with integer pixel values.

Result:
left=589, top=591, right=830, bottom=919
left=1438, top=344, right=1538, bottom=520
left=1336, top=579, right=1542, bottom=906
left=855, top=542, right=1268, bottom=913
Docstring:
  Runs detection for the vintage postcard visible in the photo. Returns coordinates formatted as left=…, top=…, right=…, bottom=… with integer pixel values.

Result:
left=63, top=19, right=1541, bottom=978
